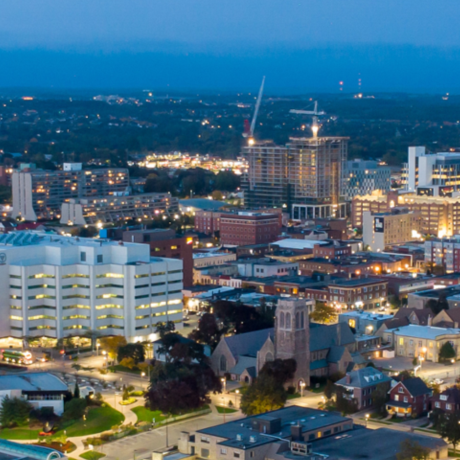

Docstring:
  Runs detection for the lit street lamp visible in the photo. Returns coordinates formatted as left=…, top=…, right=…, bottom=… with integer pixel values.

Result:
left=365, top=413, right=370, bottom=427
left=299, top=381, right=306, bottom=397
left=96, top=342, right=100, bottom=356
left=221, top=377, right=226, bottom=393
left=235, top=389, right=239, bottom=407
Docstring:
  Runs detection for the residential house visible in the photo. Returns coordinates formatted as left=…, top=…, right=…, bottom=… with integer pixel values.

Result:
left=335, top=367, right=393, bottom=410
left=430, top=387, right=460, bottom=414
left=432, top=308, right=460, bottom=328
left=386, top=377, right=431, bottom=417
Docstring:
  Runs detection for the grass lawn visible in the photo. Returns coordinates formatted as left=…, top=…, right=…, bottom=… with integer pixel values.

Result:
left=110, top=365, right=141, bottom=375
left=0, top=428, right=41, bottom=440
left=448, top=451, right=460, bottom=458
left=132, top=405, right=210, bottom=423
left=389, top=417, right=409, bottom=424
left=60, top=405, right=124, bottom=437
left=287, top=393, right=301, bottom=400
left=80, top=452, right=106, bottom=460
left=216, top=406, right=237, bottom=414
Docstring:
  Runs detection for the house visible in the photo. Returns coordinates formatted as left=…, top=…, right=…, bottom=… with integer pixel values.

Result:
left=382, top=324, right=460, bottom=362
left=376, top=316, right=410, bottom=338
left=432, top=307, right=460, bottom=328
left=0, top=372, right=68, bottom=415
left=430, top=387, right=460, bottom=414
left=386, top=377, right=431, bottom=417
left=339, top=311, right=393, bottom=335
left=393, top=307, right=434, bottom=326
left=335, top=367, right=393, bottom=410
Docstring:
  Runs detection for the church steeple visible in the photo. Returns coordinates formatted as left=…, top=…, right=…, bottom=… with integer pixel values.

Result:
left=275, top=298, right=310, bottom=388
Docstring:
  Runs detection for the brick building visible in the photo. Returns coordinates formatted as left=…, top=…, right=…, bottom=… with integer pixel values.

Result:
left=386, top=378, right=431, bottom=418
left=123, top=228, right=194, bottom=287
left=312, top=241, right=352, bottom=259
left=219, top=212, right=281, bottom=246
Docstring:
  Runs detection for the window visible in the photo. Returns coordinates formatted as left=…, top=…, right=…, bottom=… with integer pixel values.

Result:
left=399, top=338, right=404, bottom=346
left=220, top=355, right=227, bottom=372
left=404, top=397, right=408, bottom=403
left=250, top=453, right=255, bottom=458
left=394, top=395, right=399, bottom=401
left=233, top=453, right=240, bottom=459
left=446, top=403, right=452, bottom=410
left=398, top=387, right=404, bottom=393
left=80, top=252, right=86, bottom=262
left=220, top=449, right=227, bottom=455
left=435, top=401, right=440, bottom=408
left=97, top=255, right=103, bottom=264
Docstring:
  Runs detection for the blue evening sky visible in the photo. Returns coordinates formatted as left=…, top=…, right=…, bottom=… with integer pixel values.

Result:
left=1, top=0, right=459, bottom=92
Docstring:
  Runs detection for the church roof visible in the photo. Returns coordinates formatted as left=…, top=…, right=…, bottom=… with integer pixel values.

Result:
left=228, top=356, right=258, bottom=376
left=310, top=323, right=355, bottom=352
left=223, top=328, right=274, bottom=359
left=327, top=345, right=345, bottom=363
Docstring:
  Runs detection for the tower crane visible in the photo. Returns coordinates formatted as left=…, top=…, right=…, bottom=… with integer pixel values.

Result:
left=243, top=76, right=265, bottom=145
left=290, top=101, right=325, bottom=138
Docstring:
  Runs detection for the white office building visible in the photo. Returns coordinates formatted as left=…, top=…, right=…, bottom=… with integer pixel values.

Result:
left=0, top=232, right=183, bottom=342
left=403, top=146, right=460, bottom=196
left=345, top=160, right=391, bottom=199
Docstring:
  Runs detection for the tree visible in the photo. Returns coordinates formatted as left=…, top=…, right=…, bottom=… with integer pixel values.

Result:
left=119, top=357, right=136, bottom=369
left=214, top=171, right=240, bottom=192
left=99, top=336, right=127, bottom=361
left=188, top=313, right=223, bottom=350
left=396, top=439, right=430, bottom=460
left=439, top=342, right=456, bottom=363
left=372, top=384, right=389, bottom=415
left=155, top=321, right=176, bottom=338
left=324, top=380, right=335, bottom=401
left=145, top=361, right=221, bottom=414
left=438, top=411, right=460, bottom=452
left=157, top=333, right=206, bottom=364
left=240, top=376, right=287, bottom=416
left=63, top=398, right=87, bottom=422
left=309, top=303, right=337, bottom=324
left=0, top=397, right=33, bottom=427
left=427, top=295, right=449, bottom=316
left=335, top=387, right=358, bottom=414
left=74, top=382, right=81, bottom=399
left=122, top=385, right=130, bottom=401
left=117, top=343, right=145, bottom=365
left=259, top=359, right=297, bottom=386
left=211, top=190, right=224, bottom=201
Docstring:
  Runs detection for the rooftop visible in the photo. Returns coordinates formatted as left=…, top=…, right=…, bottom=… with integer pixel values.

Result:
left=340, top=311, right=393, bottom=321
left=270, top=239, right=328, bottom=250
left=336, top=367, right=392, bottom=389
left=179, top=198, right=228, bottom=211
left=0, top=372, right=68, bottom=392
left=390, top=324, right=460, bottom=339
left=197, top=406, right=350, bottom=449
left=193, top=252, right=234, bottom=259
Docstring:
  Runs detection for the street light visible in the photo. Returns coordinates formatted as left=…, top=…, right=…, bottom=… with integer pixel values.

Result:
left=365, top=413, right=370, bottom=427
left=221, top=396, right=226, bottom=423
left=221, top=377, right=226, bottom=393
left=235, top=389, right=239, bottom=407
left=96, top=342, right=100, bottom=356
left=299, top=381, right=306, bottom=398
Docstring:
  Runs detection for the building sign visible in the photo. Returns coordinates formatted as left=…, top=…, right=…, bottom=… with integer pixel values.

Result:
left=374, top=217, right=384, bottom=233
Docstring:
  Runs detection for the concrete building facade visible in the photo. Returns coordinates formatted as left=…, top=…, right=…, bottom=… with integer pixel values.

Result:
left=345, top=160, right=391, bottom=199
left=0, top=231, right=183, bottom=342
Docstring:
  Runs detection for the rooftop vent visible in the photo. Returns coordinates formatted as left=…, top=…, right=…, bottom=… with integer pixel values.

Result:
left=236, top=434, right=243, bottom=441
left=249, top=436, right=256, bottom=443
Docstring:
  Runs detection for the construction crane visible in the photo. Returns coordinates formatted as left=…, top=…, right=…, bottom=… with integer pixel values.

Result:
left=243, top=76, right=265, bottom=145
left=290, top=101, right=325, bottom=138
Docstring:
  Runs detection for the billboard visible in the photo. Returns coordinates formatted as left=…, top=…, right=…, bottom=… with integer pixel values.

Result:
left=374, top=217, right=384, bottom=233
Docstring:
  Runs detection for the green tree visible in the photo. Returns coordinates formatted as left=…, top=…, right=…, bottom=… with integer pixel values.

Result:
left=74, top=381, right=80, bottom=399
left=0, top=397, right=33, bottom=427
left=439, top=342, right=456, bottom=363
left=155, top=321, right=176, bottom=338
left=240, top=376, right=287, bottom=416
left=188, top=313, right=222, bottom=350
left=396, top=439, right=430, bottom=460
left=324, top=380, right=335, bottom=401
left=309, top=302, right=338, bottom=324
left=372, top=384, right=389, bottom=415
left=119, top=357, right=136, bottom=369
left=335, top=387, right=358, bottom=414
left=117, top=343, right=145, bottom=364
left=63, top=398, right=87, bottom=422
left=438, top=410, right=460, bottom=452
left=122, top=385, right=130, bottom=401
left=99, top=336, right=127, bottom=361
left=259, top=359, right=297, bottom=386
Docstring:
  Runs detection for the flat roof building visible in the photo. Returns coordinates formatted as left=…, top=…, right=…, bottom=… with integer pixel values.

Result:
left=0, top=231, right=183, bottom=342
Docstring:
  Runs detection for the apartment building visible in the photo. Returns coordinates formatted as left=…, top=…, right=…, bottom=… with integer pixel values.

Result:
left=363, top=208, right=423, bottom=251
left=241, top=137, right=348, bottom=219
left=12, top=163, right=130, bottom=221
left=425, top=236, right=460, bottom=273
left=345, top=160, right=391, bottom=199
left=193, top=252, right=236, bottom=268
left=60, top=192, right=179, bottom=225
left=352, top=190, right=460, bottom=237
left=0, top=232, right=183, bottom=341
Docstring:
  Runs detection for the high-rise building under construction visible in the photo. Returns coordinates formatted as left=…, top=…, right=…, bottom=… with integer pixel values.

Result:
left=241, top=137, right=348, bottom=219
